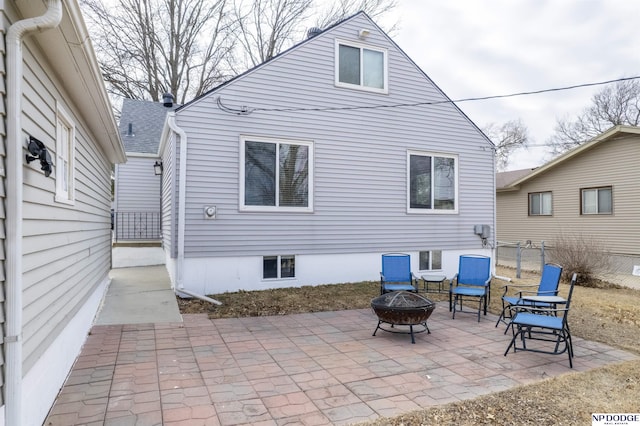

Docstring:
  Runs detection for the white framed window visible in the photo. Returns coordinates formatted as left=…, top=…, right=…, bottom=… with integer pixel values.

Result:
left=55, top=105, right=75, bottom=204
left=529, top=192, right=552, bottom=216
left=419, top=250, right=442, bottom=271
left=240, top=135, right=313, bottom=212
left=581, top=186, right=612, bottom=215
left=407, top=151, right=458, bottom=213
left=335, top=40, right=388, bottom=93
left=263, top=255, right=295, bottom=279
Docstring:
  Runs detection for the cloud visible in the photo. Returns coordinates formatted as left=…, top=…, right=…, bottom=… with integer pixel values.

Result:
left=389, top=0, right=640, bottom=169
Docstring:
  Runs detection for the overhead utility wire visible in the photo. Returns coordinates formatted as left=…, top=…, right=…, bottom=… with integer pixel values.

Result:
left=216, top=75, right=640, bottom=115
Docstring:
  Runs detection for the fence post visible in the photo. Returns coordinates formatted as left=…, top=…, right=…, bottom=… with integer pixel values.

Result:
left=516, top=242, right=521, bottom=278
left=540, top=240, right=545, bottom=272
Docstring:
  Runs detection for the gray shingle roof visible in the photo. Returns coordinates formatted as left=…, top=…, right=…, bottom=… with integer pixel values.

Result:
left=496, top=168, right=537, bottom=189
left=119, top=98, right=178, bottom=154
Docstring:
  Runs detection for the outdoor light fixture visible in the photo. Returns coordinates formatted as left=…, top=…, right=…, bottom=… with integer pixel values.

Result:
left=26, top=136, right=53, bottom=177
left=358, top=29, right=371, bottom=39
left=154, top=160, right=163, bottom=175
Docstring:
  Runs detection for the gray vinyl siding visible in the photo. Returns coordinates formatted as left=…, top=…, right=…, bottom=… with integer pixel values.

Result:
left=172, top=14, right=494, bottom=258
left=18, top=34, right=113, bottom=373
left=115, top=155, right=161, bottom=211
left=496, top=134, right=640, bottom=256
left=0, top=10, right=7, bottom=406
left=161, top=134, right=176, bottom=256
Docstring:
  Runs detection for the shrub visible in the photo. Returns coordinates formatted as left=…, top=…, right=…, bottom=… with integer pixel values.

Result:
left=547, top=232, right=610, bottom=286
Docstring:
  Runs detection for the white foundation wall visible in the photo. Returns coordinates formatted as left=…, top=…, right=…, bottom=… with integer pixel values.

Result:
left=178, top=250, right=493, bottom=295
left=18, top=276, right=110, bottom=426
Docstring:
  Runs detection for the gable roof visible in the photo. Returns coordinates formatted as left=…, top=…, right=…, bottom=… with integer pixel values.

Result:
left=18, top=0, right=126, bottom=163
left=174, top=11, right=362, bottom=112
left=499, top=125, right=640, bottom=190
left=496, top=168, right=537, bottom=189
left=119, top=98, right=178, bottom=154
left=173, top=10, right=491, bottom=148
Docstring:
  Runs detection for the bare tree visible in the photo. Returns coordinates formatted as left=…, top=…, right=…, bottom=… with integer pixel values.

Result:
left=313, top=0, right=398, bottom=33
left=548, top=79, right=640, bottom=155
left=81, top=0, right=237, bottom=103
left=232, top=0, right=398, bottom=70
left=83, top=0, right=397, bottom=103
left=233, top=0, right=313, bottom=69
left=483, top=119, right=530, bottom=171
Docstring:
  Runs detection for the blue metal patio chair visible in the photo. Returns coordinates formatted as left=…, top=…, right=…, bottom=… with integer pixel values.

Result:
left=449, top=255, right=491, bottom=321
left=504, top=273, right=577, bottom=368
left=380, top=253, right=418, bottom=294
left=495, top=263, right=563, bottom=330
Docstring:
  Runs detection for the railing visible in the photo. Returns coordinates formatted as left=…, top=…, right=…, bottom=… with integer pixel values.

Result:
left=113, top=211, right=161, bottom=241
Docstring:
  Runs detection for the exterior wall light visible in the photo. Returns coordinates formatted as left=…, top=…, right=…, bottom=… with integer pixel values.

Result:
left=358, top=29, right=371, bottom=39
left=26, top=136, right=53, bottom=177
left=154, top=160, right=163, bottom=175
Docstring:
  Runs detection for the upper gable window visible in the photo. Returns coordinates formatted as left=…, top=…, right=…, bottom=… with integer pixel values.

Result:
left=240, top=136, right=313, bottom=212
left=55, top=105, right=75, bottom=205
left=335, top=40, right=387, bottom=93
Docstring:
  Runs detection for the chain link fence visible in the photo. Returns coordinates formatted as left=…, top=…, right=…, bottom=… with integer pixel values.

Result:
left=496, top=240, right=640, bottom=289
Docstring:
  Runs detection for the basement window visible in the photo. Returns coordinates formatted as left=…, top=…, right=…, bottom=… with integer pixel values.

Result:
left=263, top=255, right=296, bottom=279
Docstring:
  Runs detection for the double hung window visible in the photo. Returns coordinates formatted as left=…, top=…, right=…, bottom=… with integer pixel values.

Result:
left=408, top=151, right=457, bottom=213
left=241, top=136, right=313, bottom=212
left=336, top=40, right=387, bottom=93
left=529, top=192, right=552, bottom=216
left=55, top=105, right=75, bottom=204
left=581, top=187, right=612, bottom=214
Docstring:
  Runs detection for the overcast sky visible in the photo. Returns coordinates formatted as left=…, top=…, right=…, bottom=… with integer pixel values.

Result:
left=379, top=0, right=640, bottom=170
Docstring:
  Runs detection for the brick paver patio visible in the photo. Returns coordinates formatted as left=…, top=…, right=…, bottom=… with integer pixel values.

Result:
left=45, top=303, right=638, bottom=425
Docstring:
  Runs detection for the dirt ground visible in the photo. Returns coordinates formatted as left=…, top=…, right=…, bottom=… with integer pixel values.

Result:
left=177, top=266, right=640, bottom=425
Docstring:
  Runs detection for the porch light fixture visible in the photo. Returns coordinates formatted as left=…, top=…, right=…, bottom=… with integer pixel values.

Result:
left=26, top=136, right=53, bottom=177
left=154, top=160, right=163, bottom=175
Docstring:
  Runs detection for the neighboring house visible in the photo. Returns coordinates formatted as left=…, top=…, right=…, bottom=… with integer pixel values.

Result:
left=113, top=96, right=177, bottom=242
left=496, top=125, right=640, bottom=273
left=1, top=2, right=125, bottom=425
left=158, top=12, right=496, bottom=296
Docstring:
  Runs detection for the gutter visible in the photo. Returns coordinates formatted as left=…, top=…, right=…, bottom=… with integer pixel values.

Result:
left=6, top=2, right=63, bottom=424
left=166, top=114, right=222, bottom=306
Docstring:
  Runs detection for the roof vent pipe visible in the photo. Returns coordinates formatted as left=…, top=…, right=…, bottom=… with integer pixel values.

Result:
left=307, top=27, right=322, bottom=39
left=163, top=93, right=174, bottom=107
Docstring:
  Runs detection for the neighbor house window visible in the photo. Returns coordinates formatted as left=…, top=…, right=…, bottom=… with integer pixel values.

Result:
left=263, top=255, right=295, bottom=279
left=581, top=186, right=612, bottom=214
left=335, top=40, right=387, bottom=93
left=55, top=105, right=75, bottom=204
left=241, top=136, right=313, bottom=212
left=408, top=151, right=457, bottom=213
left=529, top=192, right=552, bottom=216
left=419, top=250, right=442, bottom=270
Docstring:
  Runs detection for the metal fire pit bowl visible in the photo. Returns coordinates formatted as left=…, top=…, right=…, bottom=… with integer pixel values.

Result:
left=371, top=291, right=435, bottom=344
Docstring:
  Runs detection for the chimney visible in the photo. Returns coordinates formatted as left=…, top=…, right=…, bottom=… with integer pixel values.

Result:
left=307, top=27, right=322, bottom=39
left=163, top=93, right=174, bottom=107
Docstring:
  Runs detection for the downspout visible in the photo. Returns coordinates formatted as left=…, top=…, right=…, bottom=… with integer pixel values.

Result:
left=166, top=114, right=222, bottom=305
left=6, top=1, right=63, bottom=424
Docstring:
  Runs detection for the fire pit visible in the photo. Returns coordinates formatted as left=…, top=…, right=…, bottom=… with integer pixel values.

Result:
left=371, top=291, right=435, bottom=344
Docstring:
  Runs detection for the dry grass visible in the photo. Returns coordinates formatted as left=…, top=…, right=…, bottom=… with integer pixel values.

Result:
left=177, top=266, right=640, bottom=425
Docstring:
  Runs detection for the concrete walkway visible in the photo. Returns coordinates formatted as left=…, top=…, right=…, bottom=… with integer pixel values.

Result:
left=45, top=303, right=637, bottom=425
left=112, top=246, right=166, bottom=269
left=97, top=265, right=182, bottom=325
